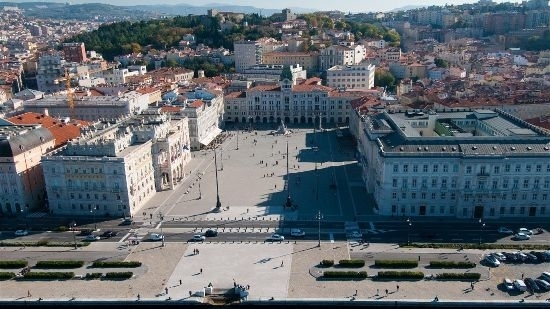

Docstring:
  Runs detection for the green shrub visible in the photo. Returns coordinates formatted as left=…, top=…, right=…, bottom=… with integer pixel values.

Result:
left=375, top=260, right=418, bottom=268
left=0, top=271, right=16, bottom=280
left=85, top=272, right=103, bottom=279
left=323, top=271, right=368, bottom=279
left=35, top=260, right=84, bottom=269
left=91, top=261, right=141, bottom=268
left=23, top=272, right=74, bottom=280
left=104, top=272, right=133, bottom=280
left=320, top=260, right=334, bottom=267
left=377, top=271, right=425, bottom=279
left=0, top=260, right=28, bottom=269
left=338, top=259, right=365, bottom=268
left=436, top=272, right=481, bottom=280
left=36, top=239, right=49, bottom=246
left=404, top=243, right=550, bottom=251
left=429, top=261, right=476, bottom=269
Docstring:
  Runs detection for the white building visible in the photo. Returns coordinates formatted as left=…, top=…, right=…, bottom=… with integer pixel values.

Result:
left=36, top=53, right=66, bottom=93
left=319, top=44, right=366, bottom=72
left=353, top=108, right=550, bottom=219
left=326, top=63, right=375, bottom=90
left=41, top=110, right=191, bottom=218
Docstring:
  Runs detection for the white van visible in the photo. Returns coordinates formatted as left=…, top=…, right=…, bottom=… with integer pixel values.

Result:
left=290, top=228, right=305, bottom=237
left=513, top=279, right=527, bottom=292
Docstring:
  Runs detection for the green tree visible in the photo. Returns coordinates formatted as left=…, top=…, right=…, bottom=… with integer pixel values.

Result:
left=280, top=65, right=293, bottom=81
left=374, top=69, right=395, bottom=89
left=434, top=58, right=449, bottom=68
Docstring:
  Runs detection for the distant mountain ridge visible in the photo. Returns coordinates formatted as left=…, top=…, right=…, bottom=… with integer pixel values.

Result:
left=129, top=3, right=315, bottom=16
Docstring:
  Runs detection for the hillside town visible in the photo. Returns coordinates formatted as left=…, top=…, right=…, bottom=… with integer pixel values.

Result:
left=1, top=0, right=550, bottom=222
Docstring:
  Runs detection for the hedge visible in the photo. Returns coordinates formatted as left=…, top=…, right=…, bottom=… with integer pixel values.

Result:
left=429, top=261, right=476, bottom=269
left=323, top=271, right=368, bottom=279
left=91, top=261, right=142, bottom=268
left=85, top=272, right=103, bottom=279
left=436, top=273, right=481, bottom=280
left=104, top=272, right=133, bottom=279
left=0, top=271, right=16, bottom=280
left=0, top=260, right=28, bottom=269
left=377, top=271, right=425, bottom=279
left=23, top=272, right=74, bottom=280
left=0, top=241, right=88, bottom=248
left=320, top=260, right=334, bottom=267
left=35, top=260, right=84, bottom=269
left=338, top=259, right=365, bottom=268
left=374, top=260, right=418, bottom=268
left=404, top=243, right=550, bottom=251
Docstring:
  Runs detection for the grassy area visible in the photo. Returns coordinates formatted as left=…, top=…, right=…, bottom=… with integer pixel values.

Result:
left=400, top=242, right=550, bottom=250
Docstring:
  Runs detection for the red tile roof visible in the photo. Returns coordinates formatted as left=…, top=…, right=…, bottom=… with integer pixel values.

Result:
left=188, top=100, right=204, bottom=108
left=160, top=106, right=182, bottom=113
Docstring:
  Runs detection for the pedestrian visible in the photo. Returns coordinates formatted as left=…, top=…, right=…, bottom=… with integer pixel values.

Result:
left=385, top=289, right=388, bottom=295
left=355, top=289, right=358, bottom=296
left=179, top=279, right=182, bottom=285
left=275, top=184, right=277, bottom=189
left=396, top=285, right=399, bottom=291
left=27, top=290, right=31, bottom=297
left=281, top=261, right=284, bottom=267
left=165, top=287, right=168, bottom=294
left=247, top=208, right=249, bottom=213
left=189, top=291, right=192, bottom=297
left=200, top=268, right=203, bottom=274
left=418, top=255, right=421, bottom=261
left=137, top=294, right=140, bottom=300
left=471, top=282, right=474, bottom=290
left=521, top=273, right=524, bottom=279
left=197, top=249, right=199, bottom=255
left=376, top=289, right=379, bottom=296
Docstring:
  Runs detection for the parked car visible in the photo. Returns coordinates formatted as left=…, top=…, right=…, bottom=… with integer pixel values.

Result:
left=191, top=234, right=206, bottom=242
left=513, top=232, right=531, bottom=240
left=204, top=229, right=218, bottom=237
left=531, top=251, right=547, bottom=262
left=101, top=231, right=118, bottom=238
left=515, top=252, right=528, bottom=262
left=290, top=228, right=306, bottom=237
left=14, top=230, right=29, bottom=236
left=267, top=234, right=284, bottom=242
left=541, top=271, right=550, bottom=282
left=148, top=233, right=164, bottom=241
left=513, top=279, right=527, bottom=292
left=518, top=228, right=533, bottom=235
left=524, top=252, right=538, bottom=263
left=84, top=234, right=100, bottom=241
left=503, top=278, right=515, bottom=291
left=503, top=252, right=519, bottom=263
left=525, top=278, right=541, bottom=293
left=534, top=279, right=550, bottom=291
left=492, top=252, right=506, bottom=261
left=483, top=254, right=500, bottom=267
left=498, top=227, right=514, bottom=234
left=349, top=231, right=363, bottom=239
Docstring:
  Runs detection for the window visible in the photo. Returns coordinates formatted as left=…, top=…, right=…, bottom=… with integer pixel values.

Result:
left=430, top=206, right=435, bottom=214
left=421, top=193, right=426, bottom=199
left=441, top=179, right=447, bottom=188
left=533, top=193, right=538, bottom=200
left=393, top=164, right=398, bottom=172
left=513, top=179, right=519, bottom=189
left=443, top=165, right=448, bottom=173
left=421, top=179, right=427, bottom=188
left=401, top=179, right=407, bottom=189
left=534, top=179, right=540, bottom=189
left=543, top=194, right=548, bottom=201
left=477, top=180, right=485, bottom=189
left=411, top=192, right=416, bottom=199
left=450, top=193, right=456, bottom=200
left=500, top=207, right=505, bottom=214
left=403, top=165, right=409, bottom=173
left=494, top=166, right=500, bottom=174
left=466, top=166, right=472, bottom=174
left=413, top=165, right=418, bottom=173
left=450, top=207, right=455, bottom=214
left=464, top=180, right=471, bottom=189
left=410, top=205, right=415, bottom=214
left=520, top=207, right=525, bottom=214
left=505, top=164, right=510, bottom=172
left=492, top=180, right=498, bottom=189
left=523, top=179, right=529, bottom=189
left=502, top=193, right=507, bottom=200
left=439, top=206, right=445, bottom=214
left=544, top=179, right=550, bottom=189
left=512, top=193, right=517, bottom=200
left=536, top=165, right=541, bottom=172
left=526, top=165, right=531, bottom=172
left=451, top=179, right=457, bottom=188
left=423, top=165, right=428, bottom=173
left=515, top=164, right=521, bottom=172
left=392, top=205, right=397, bottom=214
left=502, top=179, right=508, bottom=189
left=392, top=192, right=397, bottom=199
left=522, top=193, right=527, bottom=200
left=412, top=178, right=417, bottom=188
left=541, top=207, right=546, bottom=215
left=431, top=178, right=437, bottom=188
left=510, top=207, right=515, bottom=214
left=401, top=192, right=406, bottom=199
left=453, top=165, right=458, bottom=173
left=431, top=192, right=436, bottom=199
left=392, top=178, right=398, bottom=188
left=433, top=165, right=438, bottom=173
left=440, top=192, right=446, bottom=199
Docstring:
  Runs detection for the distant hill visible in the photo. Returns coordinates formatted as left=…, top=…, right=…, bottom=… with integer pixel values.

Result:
left=129, top=4, right=315, bottom=17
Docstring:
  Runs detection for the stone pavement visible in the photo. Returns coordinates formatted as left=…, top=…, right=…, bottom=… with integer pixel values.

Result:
left=2, top=240, right=550, bottom=305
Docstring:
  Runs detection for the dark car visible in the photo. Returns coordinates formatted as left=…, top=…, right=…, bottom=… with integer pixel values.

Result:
left=502, top=252, right=518, bottom=263
left=525, top=252, right=538, bottom=263
left=120, top=218, right=133, bottom=226
left=78, top=229, right=94, bottom=236
left=101, top=230, right=118, bottom=238
left=204, top=229, right=218, bottom=237
left=525, top=278, right=541, bottom=293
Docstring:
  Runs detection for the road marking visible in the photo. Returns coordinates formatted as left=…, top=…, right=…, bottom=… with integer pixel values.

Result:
left=369, top=222, right=375, bottom=230
left=330, top=233, right=334, bottom=243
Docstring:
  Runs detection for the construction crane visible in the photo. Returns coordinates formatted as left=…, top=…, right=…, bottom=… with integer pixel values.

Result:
left=55, top=66, right=102, bottom=120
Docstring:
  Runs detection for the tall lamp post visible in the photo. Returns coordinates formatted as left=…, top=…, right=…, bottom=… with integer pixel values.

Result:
left=198, top=177, right=202, bottom=200
left=284, top=141, right=293, bottom=208
left=214, top=147, right=222, bottom=212
left=478, top=218, right=485, bottom=245
left=159, top=212, right=165, bottom=247
left=90, top=206, right=97, bottom=231
left=407, top=217, right=412, bottom=245
left=70, top=220, right=77, bottom=249
left=316, top=210, right=323, bottom=247
left=236, top=128, right=239, bottom=150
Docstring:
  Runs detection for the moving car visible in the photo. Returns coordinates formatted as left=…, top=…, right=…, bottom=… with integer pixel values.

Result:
left=498, top=227, right=514, bottom=234
left=204, top=229, right=218, bottom=237
left=513, top=232, right=531, bottom=240
left=78, top=229, right=93, bottom=236
left=503, top=278, right=515, bottom=291
left=14, top=230, right=29, bottom=236
left=518, top=228, right=533, bottom=235
left=268, top=234, right=284, bottom=242
left=483, top=254, right=500, bottom=267
left=84, top=234, right=101, bottom=241
left=290, top=228, right=306, bottom=237
left=120, top=218, right=133, bottom=226
left=101, top=231, right=118, bottom=238
left=191, top=234, right=206, bottom=242
left=148, top=233, right=164, bottom=241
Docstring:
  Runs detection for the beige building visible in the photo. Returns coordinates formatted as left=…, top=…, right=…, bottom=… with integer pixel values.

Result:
left=262, top=52, right=319, bottom=72
left=0, top=124, right=55, bottom=216
left=41, top=110, right=191, bottom=218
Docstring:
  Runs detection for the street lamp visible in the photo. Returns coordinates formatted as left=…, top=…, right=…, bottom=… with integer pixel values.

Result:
left=198, top=177, right=202, bottom=200
left=70, top=220, right=77, bottom=249
left=159, top=212, right=165, bottom=247
left=478, top=218, right=485, bottom=245
left=284, top=141, right=293, bottom=209
left=236, top=129, right=239, bottom=150
left=214, top=147, right=222, bottom=212
left=316, top=210, right=323, bottom=247
left=407, top=218, right=412, bottom=245
left=220, top=147, right=224, bottom=171
left=90, top=206, right=97, bottom=231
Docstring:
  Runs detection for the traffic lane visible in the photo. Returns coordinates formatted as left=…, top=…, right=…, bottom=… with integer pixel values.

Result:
left=145, top=232, right=349, bottom=243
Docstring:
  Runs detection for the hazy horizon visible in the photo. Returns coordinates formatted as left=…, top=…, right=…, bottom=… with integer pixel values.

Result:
left=5, top=0, right=525, bottom=13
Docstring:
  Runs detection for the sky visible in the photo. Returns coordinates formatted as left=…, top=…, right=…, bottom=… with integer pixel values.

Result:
left=9, top=0, right=524, bottom=13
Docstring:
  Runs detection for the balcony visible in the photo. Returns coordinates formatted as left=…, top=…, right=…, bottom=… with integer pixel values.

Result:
left=477, top=172, right=490, bottom=177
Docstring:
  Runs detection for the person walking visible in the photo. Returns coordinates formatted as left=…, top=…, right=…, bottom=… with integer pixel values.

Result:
left=396, top=285, right=399, bottom=291
left=200, top=268, right=203, bottom=274
left=376, top=289, right=379, bottom=296
left=385, top=289, right=388, bottom=295
left=165, top=287, right=168, bottom=294
left=137, top=294, right=140, bottom=300
left=280, top=261, right=284, bottom=267
left=27, top=290, right=31, bottom=297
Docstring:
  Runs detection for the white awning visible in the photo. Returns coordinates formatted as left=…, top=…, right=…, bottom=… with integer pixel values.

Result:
left=199, top=128, right=222, bottom=146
